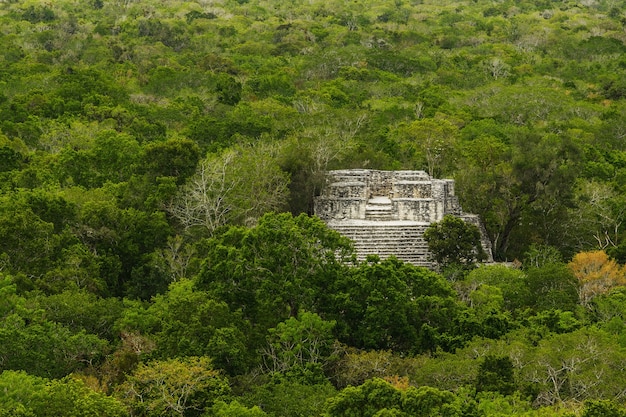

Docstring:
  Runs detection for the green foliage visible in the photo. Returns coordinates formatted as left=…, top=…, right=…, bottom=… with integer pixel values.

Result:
left=3, top=1, right=626, bottom=414
left=424, top=215, right=487, bottom=270
left=209, top=400, right=267, bottom=417
left=582, top=400, right=626, bottom=417
left=0, top=276, right=109, bottom=379
left=57, top=130, right=141, bottom=188
left=263, top=312, right=336, bottom=379
left=0, top=146, right=25, bottom=172
left=196, top=212, right=352, bottom=333
left=71, top=193, right=172, bottom=298
left=243, top=378, right=337, bottom=417
left=475, top=392, right=534, bottom=416
left=141, top=137, right=200, bottom=184
left=169, top=143, right=290, bottom=235
left=525, top=264, right=579, bottom=312
left=524, top=244, right=564, bottom=269
left=475, top=355, right=515, bottom=395
left=522, top=328, right=626, bottom=406
left=467, top=265, right=529, bottom=312
left=117, top=356, right=229, bottom=417
left=0, top=371, right=126, bottom=417
left=37, top=289, right=124, bottom=340
left=332, top=349, right=421, bottom=389
left=0, top=313, right=109, bottom=379
left=402, top=386, right=463, bottom=417
left=321, top=257, right=466, bottom=354
left=0, top=194, right=57, bottom=277
left=216, top=73, right=242, bottom=106
left=140, top=279, right=252, bottom=375
left=325, top=378, right=402, bottom=417
left=325, top=378, right=468, bottom=417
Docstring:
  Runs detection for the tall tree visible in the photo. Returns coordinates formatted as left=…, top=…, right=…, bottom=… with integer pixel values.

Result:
left=262, top=311, right=336, bottom=378
left=169, top=142, right=289, bottom=236
left=569, top=250, right=626, bottom=307
left=321, top=257, right=465, bottom=353
left=424, top=215, right=487, bottom=271
left=116, top=356, right=230, bottom=417
left=196, top=213, right=352, bottom=336
left=395, top=117, right=459, bottom=177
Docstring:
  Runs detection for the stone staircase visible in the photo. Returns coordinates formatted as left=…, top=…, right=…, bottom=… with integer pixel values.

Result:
left=365, top=197, right=393, bottom=220
left=329, top=222, right=433, bottom=267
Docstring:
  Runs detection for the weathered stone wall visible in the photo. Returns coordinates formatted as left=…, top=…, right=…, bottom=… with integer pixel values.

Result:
left=314, top=170, right=462, bottom=223
left=314, top=169, right=493, bottom=265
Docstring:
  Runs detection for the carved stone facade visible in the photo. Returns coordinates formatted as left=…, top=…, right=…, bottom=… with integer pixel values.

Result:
left=314, top=169, right=493, bottom=266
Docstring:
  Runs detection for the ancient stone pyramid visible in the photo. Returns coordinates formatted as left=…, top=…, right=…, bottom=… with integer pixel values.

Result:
left=314, top=169, right=493, bottom=266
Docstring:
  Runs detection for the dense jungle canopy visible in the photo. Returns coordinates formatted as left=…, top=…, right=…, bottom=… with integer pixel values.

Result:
left=3, top=0, right=626, bottom=415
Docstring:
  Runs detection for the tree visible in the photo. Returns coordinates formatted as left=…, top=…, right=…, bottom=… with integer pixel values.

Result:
left=523, top=243, right=563, bottom=269
left=72, top=194, right=172, bottom=299
left=215, top=73, right=242, bottom=105
left=587, top=288, right=626, bottom=340
left=324, top=378, right=402, bottom=417
left=279, top=111, right=362, bottom=214
left=0, top=276, right=109, bottom=379
left=196, top=212, right=352, bottom=334
left=569, top=250, right=626, bottom=307
left=521, top=328, right=626, bottom=406
left=456, top=127, right=581, bottom=260
left=325, top=378, right=465, bottom=417
left=424, top=215, right=487, bottom=271
left=262, top=311, right=336, bottom=378
left=0, top=314, right=109, bottom=379
left=147, top=279, right=252, bottom=375
left=0, top=146, right=25, bottom=173
left=509, top=131, right=581, bottom=255
left=0, top=371, right=126, bottom=417
left=36, top=289, right=124, bottom=340
left=475, top=355, right=515, bottom=395
left=454, top=133, right=514, bottom=261
left=0, top=195, right=56, bottom=277
left=396, top=117, right=459, bottom=177
left=243, top=378, right=337, bottom=417
left=321, top=257, right=465, bottom=354
left=582, top=400, right=626, bottom=417
left=168, top=142, right=289, bottom=236
left=210, top=401, right=267, bottom=417
left=401, top=386, right=463, bottom=417
left=168, top=149, right=236, bottom=234
left=567, top=181, right=626, bottom=251
left=525, top=263, right=579, bottom=312
left=465, top=265, right=530, bottom=312
left=116, top=356, right=230, bottom=417
left=332, top=349, right=421, bottom=389
left=141, top=137, right=201, bottom=184
left=56, top=130, right=141, bottom=188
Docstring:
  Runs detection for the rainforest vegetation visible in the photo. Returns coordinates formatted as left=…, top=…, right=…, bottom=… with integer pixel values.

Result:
left=3, top=0, right=626, bottom=415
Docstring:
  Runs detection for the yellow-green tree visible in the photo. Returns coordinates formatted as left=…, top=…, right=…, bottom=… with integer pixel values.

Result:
left=116, top=356, right=229, bottom=417
left=569, top=250, right=626, bottom=307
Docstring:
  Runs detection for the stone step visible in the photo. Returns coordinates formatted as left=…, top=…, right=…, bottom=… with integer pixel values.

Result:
left=365, top=197, right=394, bottom=220
left=365, top=206, right=393, bottom=212
left=332, top=226, right=428, bottom=234
left=365, top=213, right=394, bottom=221
left=334, top=233, right=426, bottom=240
left=345, top=241, right=426, bottom=246
left=336, top=234, right=428, bottom=242
left=326, top=222, right=434, bottom=266
left=339, top=234, right=426, bottom=239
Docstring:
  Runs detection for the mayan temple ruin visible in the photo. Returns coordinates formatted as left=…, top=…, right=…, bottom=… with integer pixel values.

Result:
left=314, top=169, right=493, bottom=267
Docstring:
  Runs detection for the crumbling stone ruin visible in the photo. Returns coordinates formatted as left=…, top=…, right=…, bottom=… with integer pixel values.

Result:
left=314, top=169, right=493, bottom=267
